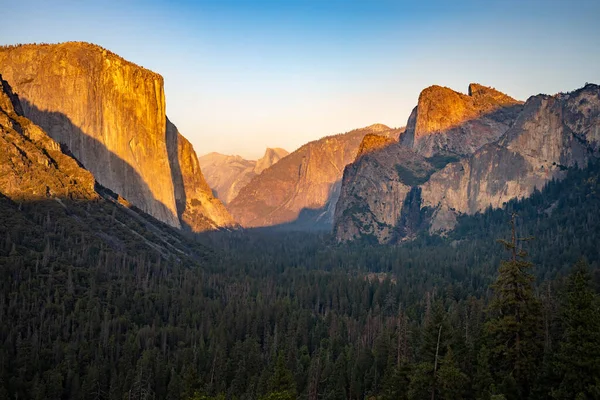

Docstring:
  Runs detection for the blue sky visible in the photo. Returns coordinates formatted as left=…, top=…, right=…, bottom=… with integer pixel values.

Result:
left=1, top=0, right=599, bottom=158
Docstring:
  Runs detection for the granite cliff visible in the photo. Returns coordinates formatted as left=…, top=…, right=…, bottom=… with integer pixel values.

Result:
left=421, top=84, right=600, bottom=233
left=334, top=83, right=600, bottom=243
left=0, top=42, right=234, bottom=231
left=0, top=73, right=216, bottom=259
left=227, top=124, right=402, bottom=229
left=399, top=83, right=523, bottom=157
left=199, top=147, right=289, bottom=204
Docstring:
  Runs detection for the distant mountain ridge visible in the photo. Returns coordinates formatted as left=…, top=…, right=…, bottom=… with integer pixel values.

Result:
left=0, top=41, right=235, bottom=232
left=334, top=83, right=600, bottom=243
left=199, top=147, right=289, bottom=204
left=227, top=124, right=404, bottom=229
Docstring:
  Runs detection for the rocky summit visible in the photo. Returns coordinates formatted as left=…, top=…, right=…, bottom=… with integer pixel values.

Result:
left=227, top=124, right=403, bottom=229
left=399, top=83, right=523, bottom=157
left=0, top=42, right=235, bottom=232
left=334, top=83, right=600, bottom=243
left=199, top=147, right=289, bottom=204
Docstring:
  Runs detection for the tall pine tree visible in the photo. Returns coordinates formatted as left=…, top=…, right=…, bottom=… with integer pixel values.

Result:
left=485, top=214, right=543, bottom=399
left=551, top=260, right=600, bottom=399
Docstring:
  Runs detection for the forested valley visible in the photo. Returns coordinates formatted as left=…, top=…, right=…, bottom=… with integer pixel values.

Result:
left=1, top=161, right=600, bottom=400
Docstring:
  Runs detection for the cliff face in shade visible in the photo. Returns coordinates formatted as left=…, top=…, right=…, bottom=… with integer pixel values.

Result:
left=334, top=83, right=600, bottom=243
left=0, top=74, right=97, bottom=202
left=333, top=141, right=433, bottom=243
left=399, top=83, right=523, bottom=157
left=335, top=83, right=522, bottom=243
left=199, top=147, right=289, bottom=204
left=227, top=124, right=402, bottom=229
left=166, top=119, right=236, bottom=231
left=0, top=42, right=234, bottom=231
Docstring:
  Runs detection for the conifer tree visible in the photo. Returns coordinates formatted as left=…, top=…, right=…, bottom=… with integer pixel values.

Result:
left=473, top=346, right=494, bottom=400
left=261, top=352, right=297, bottom=400
left=436, top=347, right=468, bottom=400
left=485, top=214, right=542, bottom=399
left=552, top=260, right=600, bottom=399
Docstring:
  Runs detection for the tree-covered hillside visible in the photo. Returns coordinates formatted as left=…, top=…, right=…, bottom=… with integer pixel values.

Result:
left=1, top=161, right=600, bottom=399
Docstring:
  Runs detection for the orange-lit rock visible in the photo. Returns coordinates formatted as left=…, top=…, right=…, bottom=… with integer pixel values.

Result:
left=0, top=42, right=234, bottom=231
left=166, top=119, right=236, bottom=231
left=355, top=133, right=398, bottom=159
left=334, top=83, right=600, bottom=243
left=421, top=84, right=600, bottom=233
left=399, top=83, right=522, bottom=157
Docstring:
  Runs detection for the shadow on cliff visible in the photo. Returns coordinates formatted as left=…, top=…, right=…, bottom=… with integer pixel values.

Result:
left=19, top=98, right=180, bottom=227
left=166, top=118, right=187, bottom=226
left=231, top=177, right=344, bottom=232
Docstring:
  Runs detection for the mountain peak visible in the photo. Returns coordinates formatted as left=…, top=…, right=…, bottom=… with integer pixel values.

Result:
left=254, top=147, right=289, bottom=174
left=263, top=147, right=289, bottom=157
left=0, top=42, right=163, bottom=82
left=468, top=83, right=519, bottom=104
left=365, top=123, right=392, bottom=132
left=399, top=83, right=522, bottom=156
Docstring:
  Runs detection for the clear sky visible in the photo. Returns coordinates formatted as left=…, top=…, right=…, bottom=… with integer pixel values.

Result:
left=1, top=0, right=599, bottom=159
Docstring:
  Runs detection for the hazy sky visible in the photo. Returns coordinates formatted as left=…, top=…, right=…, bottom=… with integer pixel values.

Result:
left=1, top=0, right=599, bottom=159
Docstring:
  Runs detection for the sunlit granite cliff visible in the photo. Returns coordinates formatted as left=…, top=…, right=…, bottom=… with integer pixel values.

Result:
left=334, top=83, right=600, bottom=243
left=0, top=42, right=234, bottom=231
left=399, top=83, right=523, bottom=157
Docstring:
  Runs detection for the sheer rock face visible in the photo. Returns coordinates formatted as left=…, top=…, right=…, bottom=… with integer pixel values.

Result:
left=166, top=119, right=236, bottom=231
left=0, top=42, right=233, bottom=231
left=199, top=147, right=289, bottom=204
left=334, top=83, right=600, bottom=243
left=227, top=124, right=402, bottom=229
left=399, top=83, right=523, bottom=157
left=421, top=84, right=600, bottom=232
left=0, top=74, right=97, bottom=201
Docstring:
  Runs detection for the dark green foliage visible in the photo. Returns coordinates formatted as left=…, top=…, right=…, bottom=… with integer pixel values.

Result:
left=1, top=162, right=600, bottom=399
left=262, top=352, right=297, bottom=400
left=426, top=154, right=460, bottom=170
left=485, top=215, right=543, bottom=399
left=395, top=164, right=430, bottom=186
left=552, top=261, right=600, bottom=399
left=436, top=348, right=468, bottom=400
